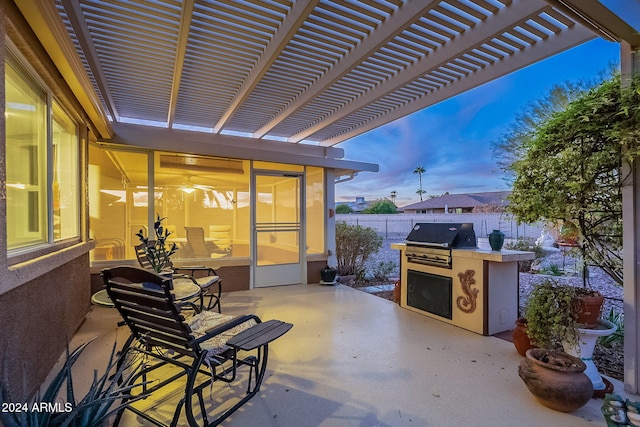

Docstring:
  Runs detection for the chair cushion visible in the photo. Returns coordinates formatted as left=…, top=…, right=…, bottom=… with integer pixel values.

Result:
left=193, top=276, right=219, bottom=289
left=173, top=275, right=219, bottom=289
left=188, top=311, right=257, bottom=356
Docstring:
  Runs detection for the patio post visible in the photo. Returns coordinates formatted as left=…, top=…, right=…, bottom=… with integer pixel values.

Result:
left=622, top=40, right=640, bottom=394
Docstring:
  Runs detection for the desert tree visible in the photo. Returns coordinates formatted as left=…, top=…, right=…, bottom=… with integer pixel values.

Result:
left=498, top=75, right=640, bottom=286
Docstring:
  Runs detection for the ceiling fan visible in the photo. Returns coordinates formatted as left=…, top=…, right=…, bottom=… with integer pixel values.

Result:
left=177, top=176, right=215, bottom=194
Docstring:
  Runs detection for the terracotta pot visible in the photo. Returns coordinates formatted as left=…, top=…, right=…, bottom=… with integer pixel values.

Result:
left=512, top=318, right=534, bottom=357
left=518, top=348, right=593, bottom=412
left=393, top=280, right=401, bottom=303
left=576, top=293, right=605, bottom=328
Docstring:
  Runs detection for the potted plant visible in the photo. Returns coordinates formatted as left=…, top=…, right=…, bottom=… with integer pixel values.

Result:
left=135, top=214, right=178, bottom=274
left=518, top=348, right=593, bottom=412
left=520, top=279, right=612, bottom=401
left=523, top=279, right=604, bottom=350
left=320, top=265, right=337, bottom=284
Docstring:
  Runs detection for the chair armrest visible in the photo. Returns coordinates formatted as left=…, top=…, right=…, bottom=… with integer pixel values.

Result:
left=177, top=301, right=201, bottom=314
left=227, top=320, right=293, bottom=351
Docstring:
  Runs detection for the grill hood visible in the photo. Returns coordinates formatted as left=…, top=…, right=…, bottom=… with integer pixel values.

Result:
left=405, top=223, right=477, bottom=248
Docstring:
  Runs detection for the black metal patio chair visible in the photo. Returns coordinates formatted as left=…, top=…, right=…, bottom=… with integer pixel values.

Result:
left=135, top=241, right=222, bottom=312
left=101, top=266, right=292, bottom=427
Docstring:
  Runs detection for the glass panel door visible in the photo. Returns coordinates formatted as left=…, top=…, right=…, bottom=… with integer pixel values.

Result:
left=254, top=173, right=303, bottom=287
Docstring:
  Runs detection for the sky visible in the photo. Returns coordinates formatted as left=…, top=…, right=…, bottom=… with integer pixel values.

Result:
left=334, top=37, right=622, bottom=207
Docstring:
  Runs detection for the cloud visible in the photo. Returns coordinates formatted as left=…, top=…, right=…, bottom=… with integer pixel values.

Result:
left=335, top=38, right=620, bottom=204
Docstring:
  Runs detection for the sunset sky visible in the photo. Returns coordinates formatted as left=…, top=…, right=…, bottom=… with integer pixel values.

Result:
left=334, top=36, right=621, bottom=207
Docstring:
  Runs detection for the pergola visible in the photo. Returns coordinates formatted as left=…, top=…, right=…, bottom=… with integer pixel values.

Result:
left=12, top=0, right=640, bottom=392
left=16, top=0, right=632, bottom=144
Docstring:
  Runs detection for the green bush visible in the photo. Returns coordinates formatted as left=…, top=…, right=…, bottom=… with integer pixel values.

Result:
left=540, top=263, right=563, bottom=276
left=335, top=221, right=382, bottom=276
left=335, top=204, right=353, bottom=214
left=599, top=307, right=624, bottom=348
left=373, top=260, right=397, bottom=281
left=362, top=200, right=397, bottom=214
left=504, top=238, right=544, bottom=272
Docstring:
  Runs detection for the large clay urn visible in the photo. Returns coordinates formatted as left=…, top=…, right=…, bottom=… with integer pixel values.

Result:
left=518, top=348, right=593, bottom=412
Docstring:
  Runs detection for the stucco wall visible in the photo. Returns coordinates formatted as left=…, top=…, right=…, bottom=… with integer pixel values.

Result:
left=0, top=255, right=90, bottom=398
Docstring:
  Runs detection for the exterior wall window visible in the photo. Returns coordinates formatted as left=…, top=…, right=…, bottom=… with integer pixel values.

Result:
left=52, top=101, right=79, bottom=240
left=5, top=55, right=80, bottom=251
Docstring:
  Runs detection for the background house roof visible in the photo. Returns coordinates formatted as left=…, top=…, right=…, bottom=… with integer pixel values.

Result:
left=402, top=190, right=511, bottom=210
left=16, top=0, right=629, bottom=149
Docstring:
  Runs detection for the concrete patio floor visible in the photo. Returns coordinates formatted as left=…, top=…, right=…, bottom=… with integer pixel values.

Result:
left=64, top=283, right=635, bottom=426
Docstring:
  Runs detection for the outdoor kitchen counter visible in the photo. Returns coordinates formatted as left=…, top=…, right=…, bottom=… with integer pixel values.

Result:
left=390, top=243, right=535, bottom=263
left=452, top=247, right=535, bottom=262
left=391, top=243, right=535, bottom=336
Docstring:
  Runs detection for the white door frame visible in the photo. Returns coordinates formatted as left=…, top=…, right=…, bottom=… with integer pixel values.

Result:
left=251, top=170, right=305, bottom=288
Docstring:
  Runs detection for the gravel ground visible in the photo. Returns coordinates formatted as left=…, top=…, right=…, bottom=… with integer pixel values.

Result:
left=357, top=238, right=624, bottom=380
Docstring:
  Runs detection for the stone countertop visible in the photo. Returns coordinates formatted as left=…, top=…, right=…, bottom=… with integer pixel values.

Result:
left=390, top=243, right=535, bottom=263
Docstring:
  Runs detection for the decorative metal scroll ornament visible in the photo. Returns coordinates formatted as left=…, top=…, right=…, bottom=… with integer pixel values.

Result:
left=456, top=269, right=478, bottom=313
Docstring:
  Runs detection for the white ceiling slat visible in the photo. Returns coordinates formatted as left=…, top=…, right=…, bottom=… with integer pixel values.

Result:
left=166, top=0, right=194, bottom=127
left=213, top=0, right=319, bottom=132
left=41, top=0, right=608, bottom=150
left=60, top=0, right=119, bottom=121
left=427, top=11, right=469, bottom=33
left=402, top=28, right=443, bottom=49
left=434, top=5, right=477, bottom=27
left=413, top=18, right=457, bottom=40
left=321, top=3, right=380, bottom=29
left=254, top=1, right=441, bottom=139
left=81, top=2, right=178, bottom=123
left=507, top=27, right=538, bottom=45
left=473, top=0, right=502, bottom=15
left=520, top=20, right=552, bottom=39
left=319, top=19, right=595, bottom=145
left=293, top=0, right=552, bottom=143
left=543, top=7, right=576, bottom=28
left=447, top=0, right=490, bottom=20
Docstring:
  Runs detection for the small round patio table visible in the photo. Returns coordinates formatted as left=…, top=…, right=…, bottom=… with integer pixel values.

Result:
left=91, top=280, right=201, bottom=307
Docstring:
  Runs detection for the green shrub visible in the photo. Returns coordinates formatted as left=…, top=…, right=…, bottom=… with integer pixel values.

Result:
left=540, top=263, right=563, bottom=276
left=373, top=260, right=397, bottom=281
left=335, top=222, right=382, bottom=276
left=599, top=307, right=624, bottom=348
left=362, top=200, right=397, bottom=214
left=505, top=238, right=544, bottom=272
left=335, top=204, right=353, bottom=214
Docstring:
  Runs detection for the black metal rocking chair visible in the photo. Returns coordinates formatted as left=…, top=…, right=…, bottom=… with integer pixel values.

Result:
left=101, top=266, right=292, bottom=427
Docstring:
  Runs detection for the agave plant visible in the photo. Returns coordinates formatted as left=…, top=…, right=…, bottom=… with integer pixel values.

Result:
left=135, top=214, right=179, bottom=273
left=0, top=338, right=149, bottom=427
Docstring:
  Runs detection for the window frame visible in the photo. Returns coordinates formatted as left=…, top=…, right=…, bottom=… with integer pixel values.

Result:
left=5, top=44, right=81, bottom=262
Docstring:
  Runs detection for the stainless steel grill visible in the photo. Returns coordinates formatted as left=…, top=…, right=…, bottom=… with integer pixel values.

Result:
left=404, top=223, right=476, bottom=269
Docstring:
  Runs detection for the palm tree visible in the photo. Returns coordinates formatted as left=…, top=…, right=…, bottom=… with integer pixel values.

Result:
left=413, top=166, right=426, bottom=201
